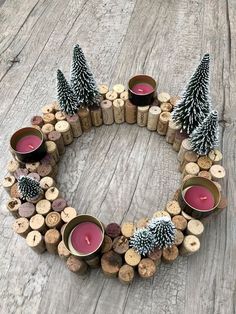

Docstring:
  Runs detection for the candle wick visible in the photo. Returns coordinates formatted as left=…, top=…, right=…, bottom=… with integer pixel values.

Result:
left=200, top=196, right=207, bottom=200
left=28, top=144, right=34, bottom=149
left=85, top=236, right=91, bottom=245
left=138, top=88, right=143, bottom=92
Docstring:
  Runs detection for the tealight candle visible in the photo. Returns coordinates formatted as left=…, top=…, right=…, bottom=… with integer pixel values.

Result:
left=184, top=186, right=215, bottom=210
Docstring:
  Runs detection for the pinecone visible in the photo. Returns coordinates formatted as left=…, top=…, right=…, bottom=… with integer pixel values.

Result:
left=148, top=217, right=175, bottom=249
left=130, top=228, right=155, bottom=256
left=18, top=176, right=42, bottom=200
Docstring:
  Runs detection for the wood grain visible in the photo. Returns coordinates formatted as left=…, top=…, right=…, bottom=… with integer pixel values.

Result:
left=0, top=0, right=235, bottom=313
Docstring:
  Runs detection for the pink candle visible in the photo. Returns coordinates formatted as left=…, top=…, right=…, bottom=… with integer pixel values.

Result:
left=70, top=222, right=103, bottom=254
left=16, top=135, right=42, bottom=153
left=131, top=83, right=154, bottom=95
left=184, top=186, right=215, bottom=211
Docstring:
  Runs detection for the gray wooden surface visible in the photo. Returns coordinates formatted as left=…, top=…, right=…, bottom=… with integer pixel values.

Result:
left=0, top=0, right=235, bottom=313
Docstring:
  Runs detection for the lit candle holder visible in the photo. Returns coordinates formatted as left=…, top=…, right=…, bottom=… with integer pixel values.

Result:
left=10, top=127, right=47, bottom=163
left=63, top=214, right=105, bottom=260
left=128, top=74, right=157, bottom=107
left=178, top=176, right=220, bottom=219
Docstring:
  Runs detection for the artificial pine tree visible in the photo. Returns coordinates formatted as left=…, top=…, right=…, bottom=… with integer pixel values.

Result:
left=190, top=110, right=219, bottom=155
left=148, top=217, right=175, bottom=249
left=57, top=69, right=78, bottom=115
left=130, top=228, right=155, bottom=256
left=172, top=53, right=211, bottom=135
left=18, top=176, right=42, bottom=200
left=70, top=44, right=99, bottom=107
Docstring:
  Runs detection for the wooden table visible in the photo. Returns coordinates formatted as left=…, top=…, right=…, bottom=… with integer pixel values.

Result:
left=0, top=0, right=235, bottom=313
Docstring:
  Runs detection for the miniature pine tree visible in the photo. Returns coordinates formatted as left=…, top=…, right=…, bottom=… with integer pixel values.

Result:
left=172, top=53, right=211, bottom=135
left=18, top=176, right=42, bottom=200
left=190, top=110, right=219, bottom=155
left=148, top=217, right=175, bottom=249
left=130, top=227, right=155, bottom=256
left=70, top=44, right=99, bottom=107
left=57, top=69, right=78, bottom=115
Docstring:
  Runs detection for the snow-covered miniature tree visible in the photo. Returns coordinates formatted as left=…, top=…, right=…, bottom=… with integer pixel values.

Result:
left=18, top=176, right=42, bottom=200
left=172, top=53, right=211, bottom=135
left=70, top=44, right=99, bottom=107
left=148, top=217, right=175, bottom=249
left=190, top=110, right=219, bottom=155
left=57, top=69, right=78, bottom=115
left=130, top=228, right=155, bottom=256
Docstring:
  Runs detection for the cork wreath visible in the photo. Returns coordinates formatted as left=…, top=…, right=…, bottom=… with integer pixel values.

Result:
left=3, top=46, right=227, bottom=284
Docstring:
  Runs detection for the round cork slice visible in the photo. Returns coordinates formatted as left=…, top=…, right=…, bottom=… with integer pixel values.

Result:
left=113, top=84, right=125, bottom=95
left=208, top=149, right=223, bottom=164
left=12, top=217, right=30, bottom=238
left=101, top=251, right=123, bottom=277
left=184, top=162, right=200, bottom=176
left=55, top=120, right=70, bottom=133
left=159, top=111, right=171, bottom=123
left=66, top=256, right=88, bottom=274
left=113, top=98, right=124, bottom=108
left=55, top=111, right=67, bottom=121
left=27, top=172, right=41, bottom=182
left=121, top=222, right=136, bottom=238
left=105, top=91, right=118, bottom=101
left=101, top=235, right=113, bottom=253
left=57, top=241, right=70, bottom=260
left=124, top=248, right=141, bottom=266
left=136, top=217, right=149, bottom=229
left=2, top=175, right=16, bottom=190
left=118, top=264, right=134, bottom=284
left=41, top=123, right=55, bottom=135
left=184, top=151, right=199, bottom=163
left=217, top=195, right=228, bottom=209
left=166, top=201, right=181, bottom=216
left=26, top=230, right=45, bottom=253
left=36, top=199, right=51, bottom=216
left=45, top=187, right=60, bottom=201
left=42, top=113, right=56, bottom=125
left=210, top=165, right=226, bottom=180
left=14, top=168, right=29, bottom=179
left=7, top=198, right=21, bottom=217
left=198, top=170, right=212, bottom=180
left=180, top=235, right=200, bottom=255
left=148, top=247, right=162, bottom=263
left=61, top=207, right=77, bottom=223
left=45, top=211, right=61, bottom=228
left=172, top=215, right=187, bottom=231
left=187, top=219, right=204, bottom=237
left=7, top=160, right=20, bottom=173
left=37, top=164, right=53, bottom=177
left=31, top=115, right=44, bottom=127
left=174, top=229, right=184, bottom=246
left=41, top=104, right=55, bottom=114
left=120, top=91, right=129, bottom=101
left=153, top=210, right=171, bottom=219
left=45, top=229, right=61, bottom=253
left=160, top=102, right=172, bottom=112
left=40, top=176, right=55, bottom=190
left=105, top=223, right=121, bottom=238
left=19, top=202, right=36, bottom=218
left=158, top=92, right=170, bottom=104
left=138, top=258, right=157, bottom=278
left=52, top=198, right=67, bottom=212
left=10, top=183, right=21, bottom=198
left=197, top=156, right=213, bottom=171
left=29, top=214, right=46, bottom=233
left=112, top=236, right=129, bottom=255
left=162, top=245, right=179, bottom=263
left=99, top=84, right=109, bottom=96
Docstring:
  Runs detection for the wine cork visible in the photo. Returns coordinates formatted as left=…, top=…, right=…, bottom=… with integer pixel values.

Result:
left=67, top=256, right=88, bottom=274
left=40, top=153, right=56, bottom=167
left=125, top=248, right=141, bottom=266
left=101, top=235, right=113, bottom=253
left=158, top=92, right=170, bottom=104
left=55, top=111, right=67, bottom=121
left=41, top=123, right=55, bottom=138
left=210, top=165, right=226, bottom=181
left=121, top=222, right=136, bottom=238
left=48, top=130, right=65, bottom=155
left=99, top=84, right=109, bottom=98
left=42, top=113, right=56, bottom=125
left=136, top=217, right=149, bottom=229
left=31, top=116, right=44, bottom=127
left=179, top=151, right=199, bottom=172
left=174, top=229, right=184, bottom=246
left=45, top=211, right=62, bottom=229
left=51, top=198, right=66, bottom=212
left=45, top=141, right=59, bottom=164
left=181, top=210, right=193, bottom=221
left=36, top=199, right=51, bottom=216
left=177, top=139, right=192, bottom=162
left=26, top=230, right=46, bottom=254
left=148, top=248, right=162, bottom=266
left=19, top=202, right=36, bottom=218
left=86, top=256, right=100, bottom=268
left=7, top=198, right=21, bottom=218
left=183, top=162, right=200, bottom=177
left=162, top=245, right=179, bottom=263
left=78, top=107, right=92, bottom=132
left=37, top=163, right=53, bottom=177
left=39, top=176, right=55, bottom=190
left=197, top=156, right=213, bottom=171
left=173, top=130, right=187, bottom=152
left=160, top=102, right=172, bottom=112
left=45, top=187, right=60, bottom=201
left=55, top=121, right=73, bottom=145
left=118, top=264, right=134, bottom=284
left=26, top=162, right=40, bottom=173
left=7, top=160, right=20, bottom=174
left=120, top=90, right=129, bottom=101
left=137, top=106, right=149, bottom=127
left=112, top=236, right=129, bottom=254
left=101, top=100, right=114, bottom=125
left=14, top=168, right=29, bottom=180
left=61, top=207, right=77, bottom=223
left=147, top=106, right=161, bottom=131
left=125, top=100, right=137, bottom=124
left=172, top=215, right=187, bottom=231
left=30, top=214, right=47, bottom=234
left=57, top=241, right=70, bottom=260
left=198, top=170, right=212, bottom=180
left=113, top=84, right=125, bottom=96
left=101, top=251, right=123, bottom=277
left=12, top=217, right=31, bottom=238
left=10, top=183, right=21, bottom=198
left=157, top=112, right=171, bottom=135
left=105, top=223, right=121, bottom=238
left=166, top=119, right=181, bottom=144
left=170, top=96, right=181, bottom=107
left=90, top=106, right=103, bottom=126
left=179, top=235, right=200, bottom=256
left=105, top=91, right=118, bottom=102
left=186, top=219, right=204, bottom=237
left=42, top=104, right=55, bottom=114
left=153, top=210, right=171, bottom=219
left=166, top=201, right=181, bottom=216
left=138, top=258, right=157, bottom=278
left=66, top=114, right=82, bottom=137
left=2, top=175, right=16, bottom=193
left=113, top=99, right=125, bottom=124
left=208, top=149, right=223, bottom=164
left=45, top=229, right=61, bottom=254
